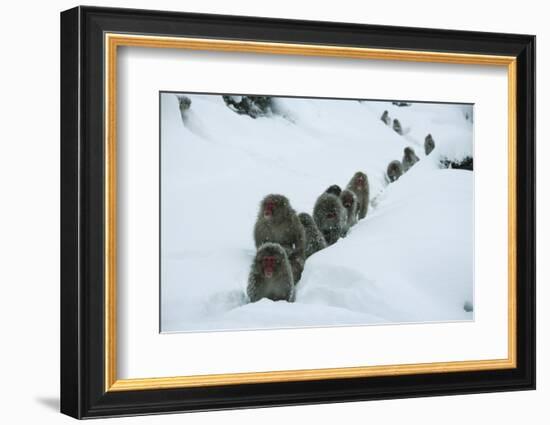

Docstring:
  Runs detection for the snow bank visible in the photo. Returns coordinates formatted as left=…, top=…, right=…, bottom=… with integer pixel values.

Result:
left=160, top=93, right=474, bottom=332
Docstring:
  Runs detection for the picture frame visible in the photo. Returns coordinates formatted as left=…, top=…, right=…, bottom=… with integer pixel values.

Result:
left=60, top=5, right=536, bottom=419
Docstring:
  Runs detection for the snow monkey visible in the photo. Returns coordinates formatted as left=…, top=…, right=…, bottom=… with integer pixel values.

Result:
left=177, top=95, right=191, bottom=111
left=247, top=243, right=295, bottom=303
left=325, top=184, right=342, bottom=197
left=392, top=118, right=403, bottom=135
left=177, top=95, right=192, bottom=122
left=402, top=147, right=420, bottom=172
left=339, top=189, right=358, bottom=237
left=424, top=134, right=435, bottom=155
left=254, top=194, right=306, bottom=264
left=387, top=160, right=404, bottom=182
left=313, top=193, right=347, bottom=246
left=346, top=171, right=370, bottom=220
left=298, top=212, right=327, bottom=258
left=380, top=110, right=391, bottom=125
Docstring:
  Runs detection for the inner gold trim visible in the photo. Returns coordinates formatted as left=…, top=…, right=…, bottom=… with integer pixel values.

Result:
left=104, top=33, right=518, bottom=392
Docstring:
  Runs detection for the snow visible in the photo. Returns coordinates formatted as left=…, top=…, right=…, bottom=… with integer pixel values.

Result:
left=160, top=93, right=474, bottom=333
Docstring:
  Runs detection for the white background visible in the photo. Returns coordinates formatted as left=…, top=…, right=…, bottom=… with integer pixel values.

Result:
left=118, top=48, right=507, bottom=378
left=0, top=0, right=545, bottom=424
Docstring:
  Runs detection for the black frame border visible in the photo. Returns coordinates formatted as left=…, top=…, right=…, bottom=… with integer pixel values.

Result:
left=61, top=6, right=535, bottom=419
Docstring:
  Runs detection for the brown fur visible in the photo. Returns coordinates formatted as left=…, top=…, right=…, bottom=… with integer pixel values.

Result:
left=253, top=194, right=306, bottom=262
left=402, top=147, right=420, bottom=172
left=298, top=212, right=327, bottom=258
left=424, top=134, right=435, bottom=155
left=247, top=243, right=295, bottom=302
left=313, top=193, right=347, bottom=245
left=339, top=189, right=358, bottom=236
left=346, top=171, right=370, bottom=219
left=387, top=160, right=404, bottom=182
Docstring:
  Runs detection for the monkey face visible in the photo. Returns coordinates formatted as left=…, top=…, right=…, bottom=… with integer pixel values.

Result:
left=316, top=194, right=342, bottom=225
left=261, top=255, right=279, bottom=278
left=342, top=196, right=353, bottom=209
left=298, top=213, right=312, bottom=227
left=353, top=173, right=366, bottom=188
left=261, top=195, right=289, bottom=220
left=325, top=209, right=337, bottom=220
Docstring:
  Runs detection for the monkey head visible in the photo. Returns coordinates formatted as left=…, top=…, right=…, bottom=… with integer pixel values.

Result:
left=255, top=243, right=288, bottom=279
left=177, top=95, right=191, bottom=112
left=320, top=196, right=341, bottom=223
left=298, top=212, right=313, bottom=228
left=259, top=194, right=290, bottom=221
left=340, top=190, right=356, bottom=209
left=313, top=193, right=345, bottom=245
left=404, top=147, right=415, bottom=157
left=325, top=184, right=342, bottom=197
left=351, top=171, right=367, bottom=189
left=248, top=242, right=295, bottom=303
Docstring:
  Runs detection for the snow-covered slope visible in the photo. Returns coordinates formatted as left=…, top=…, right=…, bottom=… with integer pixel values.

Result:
left=160, top=93, right=474, bottom=332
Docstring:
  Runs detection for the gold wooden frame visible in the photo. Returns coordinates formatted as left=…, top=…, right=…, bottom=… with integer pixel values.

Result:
left=104, top=33, right=517, bottom=392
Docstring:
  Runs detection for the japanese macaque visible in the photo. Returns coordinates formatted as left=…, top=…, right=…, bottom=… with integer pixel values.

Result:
left=177, top=95, right=191, bottom=111
left=247, top=243, right=295, bottom=302
left=339, top=189, right=358, bottom=236
left=387, top=160, right=404, bottom=182
left=254, top=194, right=306, bottom=262
left=177, top=95, right=192, bottom=122
left=325, top=184, right=342, bottom=197
left=392, top=119, right=403, bottom=135
left=298, top=212, right=327, bottom=258
left=313, top=193, right=347, bottom=246
left=402, top=147, right=420, bottom=172
left=380, top=110, right=391, bottom=125
left=222, top=95, right=273, bottom=118
left=424, top=134, right=435, bottom=155
left=346, top=171, right=370, bottom=219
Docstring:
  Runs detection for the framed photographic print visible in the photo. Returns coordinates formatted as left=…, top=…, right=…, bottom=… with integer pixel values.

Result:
left=60, top=6, right=536, bottom=419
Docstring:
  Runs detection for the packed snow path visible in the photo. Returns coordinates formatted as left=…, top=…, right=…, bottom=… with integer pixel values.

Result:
left=161, top=94, right=474, bottom=332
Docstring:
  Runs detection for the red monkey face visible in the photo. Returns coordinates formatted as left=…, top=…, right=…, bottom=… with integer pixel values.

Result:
left=262, top=256, right=277, bottom=278
left=355, top=174, right=365, bottom=188
left=326, top=210, right=337, bottom=219
left=264, top=199, right=275, bottom=218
